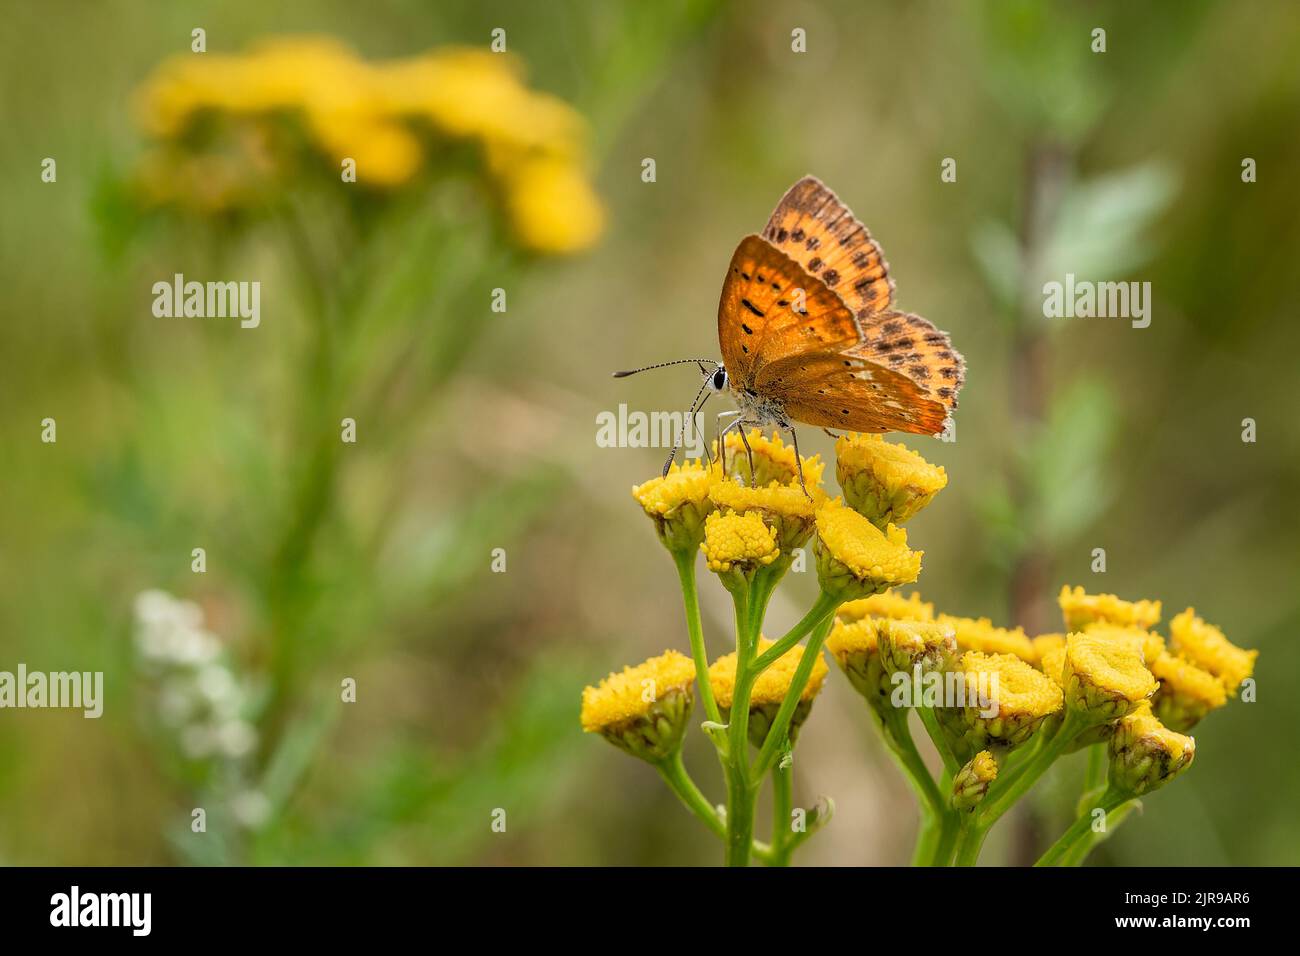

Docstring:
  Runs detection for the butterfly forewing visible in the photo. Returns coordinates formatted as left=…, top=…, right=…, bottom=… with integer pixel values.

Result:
left=761, top=176, right=895, bottom=316
left=718, top=234, right=862, bottom=387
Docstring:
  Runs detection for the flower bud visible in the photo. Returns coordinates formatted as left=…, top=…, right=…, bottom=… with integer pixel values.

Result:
left=581, top=650, right=696, bottom=762
left=835, top=433, right=947, bottom=528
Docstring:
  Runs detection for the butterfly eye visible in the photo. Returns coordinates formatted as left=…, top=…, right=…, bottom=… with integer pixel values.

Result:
left=711, top=367, right=728, bottom=392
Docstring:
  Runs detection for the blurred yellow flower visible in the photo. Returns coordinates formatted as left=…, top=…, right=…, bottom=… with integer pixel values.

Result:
left=1168, top=608, right=1256, bottom=695
left=700, top=511, right=778, bottom=575
left=132, top=37, right=604, bottom=253
left=835, top=433, right=947, bottom=528
left=1058, top=585, right=1162, bottom=632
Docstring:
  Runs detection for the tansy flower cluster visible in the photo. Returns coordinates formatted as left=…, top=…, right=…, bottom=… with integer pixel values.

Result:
left=587, top=429, right=1258, bottom=866
left=131, top=37, right=603, bottom=252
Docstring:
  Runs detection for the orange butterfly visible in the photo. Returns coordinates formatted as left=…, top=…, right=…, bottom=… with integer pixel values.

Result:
left=617, top=176, right=965, bottom=490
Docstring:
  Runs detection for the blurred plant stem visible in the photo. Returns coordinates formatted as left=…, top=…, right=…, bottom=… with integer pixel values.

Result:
left=1009, top=142, right=1070, bottom=640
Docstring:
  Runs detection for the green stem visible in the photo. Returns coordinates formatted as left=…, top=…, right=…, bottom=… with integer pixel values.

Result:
left=1035, top=786, right=1130, bottom=866
left=752, top=613, right=835, bottom=778
left=752, top=589, right=840, bottom=672
left=929, top=809, right=962, bottom=866
left=770, top=753, right=794, bottom=867
left=1061, top=796, right=1139, bottom=865
left=656, top=751, right=725, bottom=839
left=953, top=816, right=988, bottom=866
left=979, top=710, right=1087, bottom=827
left=917, top=705, right=960, bottom=776
left=672, top=549, right=722, bottom=726
left=880, top=709, right=946, bottom=821
left=723, top=578, right=757, bottom=866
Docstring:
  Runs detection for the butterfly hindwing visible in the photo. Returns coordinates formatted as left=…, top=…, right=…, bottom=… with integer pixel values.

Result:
left=851, top=309, right=965, bottom=416
left=761, top=176, right=895, bottom=317
left=718, top=234, right=862, bottom=387
left=755, top=349, right=949, bottom=435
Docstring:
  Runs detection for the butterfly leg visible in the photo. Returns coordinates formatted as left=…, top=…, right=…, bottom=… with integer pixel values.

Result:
left=736, top=424, right=757, bottom=487
left=714, top=411, right=742, bottom=478
left=786, top=425, right=813, bottom=500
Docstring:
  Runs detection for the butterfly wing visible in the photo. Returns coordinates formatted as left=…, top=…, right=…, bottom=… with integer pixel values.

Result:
left=718, top=234, right=863, bottom=388
left=761, top=176, right=894, bottom=316
left=755, top=310, right=964, bottom=435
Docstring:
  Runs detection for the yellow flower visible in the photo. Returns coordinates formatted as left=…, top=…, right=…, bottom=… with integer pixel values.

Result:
left=1038, top=642, right=1067, bottom=687
left=700, top=511, right=779, bottom=575
left=709, top=477, right=819, bottom=552
left=813, top=499, right=922, bottom=601
left=838, top=590, right=935, bottom=623
left=939, top=614, right=1037, bottom=664
left=1149, top=651, right=1227, bottom=732
left=1058, top=585, right=1162, bottom=632
left=1032, top=632, right=1066, bottom=663
left=826, top=618, right=889, bottom=717
left=631, top=460, right=716, bottom=554
left=1108, top=701, right=1195, bottom=795
left=938, top=651, right=1063, bottom=756
left=1083, top=623, right=1166, bottom=666
left=581, top=650, right=696, bottom=761
left=714, top=429, right=825, bottom=490
left=131, top=38, right=605, bottom=252
left=876, top=619, right=958, bottom=677
left=835, top=433, right=947, bottom=528
left=495, top=153, right=604, bottom=254
left=952, top=750, right=999, bottom=811
left=709, top=639, right=829, bottom=747
left=1168, top=608, right=1257, bottom=695
left=1062, top=632, right=1157, bottom=723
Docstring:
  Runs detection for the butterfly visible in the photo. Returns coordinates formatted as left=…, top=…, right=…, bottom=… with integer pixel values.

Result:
left=617, top=176, right=965, bottom=492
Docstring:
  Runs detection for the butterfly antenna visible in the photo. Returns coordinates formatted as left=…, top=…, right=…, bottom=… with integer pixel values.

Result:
left=661, top=378, right=713, bottom=476
left=613, top=358, right=717, bottom=378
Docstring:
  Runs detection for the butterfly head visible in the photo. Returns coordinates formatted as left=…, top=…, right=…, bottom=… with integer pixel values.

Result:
left=706, top=363, right=728, bottom=394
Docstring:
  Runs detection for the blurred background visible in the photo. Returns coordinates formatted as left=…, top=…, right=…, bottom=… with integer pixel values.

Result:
left=1, top=0, right=1297, bottom=866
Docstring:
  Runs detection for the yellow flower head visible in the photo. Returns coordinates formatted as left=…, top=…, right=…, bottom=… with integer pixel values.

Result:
left=876, top=619, right=958, bottom=677
left=709, top=477, right=819, bottom=553
left=131, top=38, right=604, bottom=253
left=939, top=614, right=1037, bottom=664
left=1108, top=701, right=1195, bottom=795
left=838, top=590, right=935, bottom=623
left=580, top=650, right=696, bottom=761
left=835, top=433, right=948, bottom=528
left=826, top=618, right=889, bottom=716
left=1058, top=585, right=1162, bottom=632
left=1149, top=651, right=1227, bottom=732
left=1083, top=623, right=1167, bottom=666
left=952, top=750, right=999, bottom=811
left=714, top=429, right=825, bottom=491
left=631, top=460, right=716, bottom=554
left=1038, top=642, right=1067, bottom=687
left=1032, top=633, right=1066, bottom=663
left=709, top=639, right=829, bottom=747
left=1168, top=608, right=1257, bottom=695
left=813, top=499, right=922, bottom=601
left=1062, top=632, right=1157, bottom=724
left=700, top=510, right=779, bottom=576
left=939, top=651, right=1063, bottom=756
